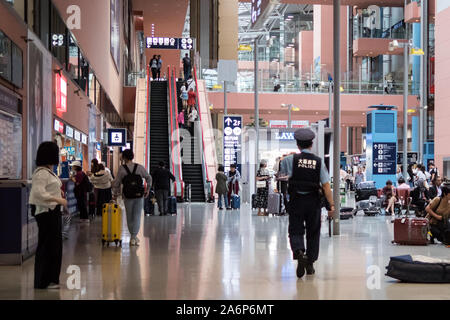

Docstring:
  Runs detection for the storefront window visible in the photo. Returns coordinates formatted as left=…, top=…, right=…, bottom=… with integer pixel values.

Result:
left=0, top=31, right=12, bottom=83
left=5, top=0, right=26, bottom=21
left=88, top=70, right=95, bottom=101
left=68, top=34, right=79, bottom=80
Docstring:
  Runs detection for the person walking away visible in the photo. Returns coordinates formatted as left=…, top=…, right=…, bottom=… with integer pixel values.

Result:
left=87, top=159, right=99, bottom=217
left=425, top=184, right=450, bottom=244
left=278, top=128, right=334, bottom=279
left=112, top=149, right=151, bottom=246
left=215, top=165, right=229, bottom=210
left=226, top=164, right=241, bottom=208
left=88, top=163, right=113, bottom=217
left=180, top=82, right=189, bottom=110
left=256, top=160, right=271, bottom=216
left=150, top=55, right=158, bottom=80
left=182, top=53, right=192, bottom=81
left=157, top=55, right=163, bottom=80
left=151, top=161, right=176, bottom=216
left=29, top=142, right=67, bottom=289
left=70, top=161, right=90, bottom=223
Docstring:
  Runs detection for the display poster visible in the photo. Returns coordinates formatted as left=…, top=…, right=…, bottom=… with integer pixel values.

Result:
left=27, top=30, right=52, bottom=178
left=110, top=0, right=120, bottom=73
left=0, top=109, right=22, bottom=179
left=223, top=115, right=242, bottom=173
left=373, top=142, right=396, bottom=175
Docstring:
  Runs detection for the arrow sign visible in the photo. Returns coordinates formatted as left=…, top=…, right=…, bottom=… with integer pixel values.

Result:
left=225, top=118, right=233, bottom=126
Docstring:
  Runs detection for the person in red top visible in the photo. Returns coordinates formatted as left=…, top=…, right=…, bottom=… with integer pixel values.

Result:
left=187, top=88, right=196, bottom=109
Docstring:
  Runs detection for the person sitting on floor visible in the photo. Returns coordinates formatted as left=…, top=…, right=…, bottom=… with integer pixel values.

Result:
left=425, top=184, right=450, bottom=245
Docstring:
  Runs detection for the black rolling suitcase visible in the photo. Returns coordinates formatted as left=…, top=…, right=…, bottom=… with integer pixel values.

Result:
left=251, top=194, right=258, bottom=209
left=355, top=181, right=378, bottom=202
left=168, top=196, right=177, bottom=214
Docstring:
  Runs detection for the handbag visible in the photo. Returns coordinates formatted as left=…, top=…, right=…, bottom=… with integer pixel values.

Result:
left=256, top=181, right=266, bottom=189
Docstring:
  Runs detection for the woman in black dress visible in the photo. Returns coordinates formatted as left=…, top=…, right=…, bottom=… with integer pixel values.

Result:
left=256, top=160, right=271, bottom=216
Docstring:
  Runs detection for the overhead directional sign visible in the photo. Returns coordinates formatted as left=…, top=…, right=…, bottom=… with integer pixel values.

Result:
left=146, top=37, right=194, bottom=50
left=373, top=142, right=396, bottom=175
left=223, top=115, right=242, bottom=174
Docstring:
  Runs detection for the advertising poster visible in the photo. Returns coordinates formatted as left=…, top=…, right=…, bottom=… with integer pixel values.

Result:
left=27, top=30, right=52, bottom=178
left=110, top=0, right=121, bottom=73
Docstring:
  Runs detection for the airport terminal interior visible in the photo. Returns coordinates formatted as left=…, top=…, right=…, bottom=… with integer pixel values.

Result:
left=0, top=0, right=450, bottom=300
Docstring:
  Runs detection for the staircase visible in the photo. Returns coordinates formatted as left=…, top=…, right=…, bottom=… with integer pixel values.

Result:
left=149, top=81, right=170, bottom=174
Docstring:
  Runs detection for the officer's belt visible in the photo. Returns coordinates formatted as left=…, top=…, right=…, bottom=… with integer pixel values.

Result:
left=288, top=180, right=321, bottom=193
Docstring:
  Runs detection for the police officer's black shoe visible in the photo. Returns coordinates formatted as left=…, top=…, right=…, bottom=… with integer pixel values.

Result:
left=305, top=262, right=315, bottom=275
left=295, top=251, right=307, bottom=279
left=293, top=249, right=304, bottom=260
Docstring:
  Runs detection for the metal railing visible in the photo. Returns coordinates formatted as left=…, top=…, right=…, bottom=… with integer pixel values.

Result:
left=207, top=79, right=416, bottom=95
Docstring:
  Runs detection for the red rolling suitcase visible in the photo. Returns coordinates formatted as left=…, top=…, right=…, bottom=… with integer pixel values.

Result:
left=392, top=217, right=429, bottom=245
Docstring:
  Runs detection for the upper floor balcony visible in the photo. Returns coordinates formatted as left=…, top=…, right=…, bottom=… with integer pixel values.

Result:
left=404, top=0, right=436, bottom=24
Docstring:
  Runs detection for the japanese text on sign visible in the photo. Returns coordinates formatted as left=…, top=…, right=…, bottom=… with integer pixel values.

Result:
left=223, top=116, right=242, bottom=173
left=373, top=142, right=396, bottom=175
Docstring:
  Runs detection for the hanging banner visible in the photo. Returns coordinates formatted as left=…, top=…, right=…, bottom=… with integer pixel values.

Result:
left=27, top=30, right=52, bottom=178
left=223, top=115, right=242, bottom=173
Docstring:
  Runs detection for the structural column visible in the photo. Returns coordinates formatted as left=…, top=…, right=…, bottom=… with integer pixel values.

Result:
left=333, top=0, right=341, bottom=235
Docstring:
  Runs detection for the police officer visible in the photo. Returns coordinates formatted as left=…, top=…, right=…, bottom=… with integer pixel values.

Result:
left=278, top=128, right=334, bottom=278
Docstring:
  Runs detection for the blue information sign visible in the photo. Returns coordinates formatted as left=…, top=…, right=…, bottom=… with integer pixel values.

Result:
left=373, top=142, right=396, bottom=175
left=223, top=115, right=242, bottom=173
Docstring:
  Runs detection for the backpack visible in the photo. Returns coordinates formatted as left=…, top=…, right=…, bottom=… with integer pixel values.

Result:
left=122, top=164, right=145, bottom=199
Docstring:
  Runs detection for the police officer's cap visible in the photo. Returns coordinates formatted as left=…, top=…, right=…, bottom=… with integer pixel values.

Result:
left=294, top=128, right=315, bottom=142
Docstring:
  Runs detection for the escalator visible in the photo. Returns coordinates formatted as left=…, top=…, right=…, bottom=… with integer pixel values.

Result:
left=176, top=80, right=206, bottom=202
left=149, top=81, right=170, bottom=175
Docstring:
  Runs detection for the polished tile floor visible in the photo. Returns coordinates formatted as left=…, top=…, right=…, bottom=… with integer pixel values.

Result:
left=1, top=198, right=449, bottom=300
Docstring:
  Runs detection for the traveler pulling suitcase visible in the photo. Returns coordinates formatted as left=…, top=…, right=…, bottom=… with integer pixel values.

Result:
left=102, top=201, right=122, bottom=247
left=168, top=196, right=177, bottom=214
left=392, top=217, right=429, bottom=245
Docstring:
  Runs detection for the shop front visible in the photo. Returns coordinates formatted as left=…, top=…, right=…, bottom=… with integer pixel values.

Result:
left=53, top=117, right=89, bottom=177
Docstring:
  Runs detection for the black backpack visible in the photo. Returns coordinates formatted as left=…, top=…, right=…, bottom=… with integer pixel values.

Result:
left=122, top=164, right=145, bottom=199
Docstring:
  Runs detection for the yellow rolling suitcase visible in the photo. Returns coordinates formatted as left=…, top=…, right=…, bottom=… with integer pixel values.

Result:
left=102, top=201, right=122, bottom=247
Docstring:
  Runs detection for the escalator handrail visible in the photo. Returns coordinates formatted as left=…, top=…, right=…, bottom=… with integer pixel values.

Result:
left=167, top=66, right=184, bottom=199
left=171, top=67, right=184, bottom=199
left=193, top=66, right=214, bottom=198
left=167, top=66, right=177, bottom=197
left=145, top=65, right=150, bottom=171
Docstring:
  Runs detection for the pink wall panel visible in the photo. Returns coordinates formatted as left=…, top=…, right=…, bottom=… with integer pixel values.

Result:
left=434, top=4, right=450, bottom=172
left=53, top=0, right=124, bottom=116
left=299, top=31, right=313, bottom=75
